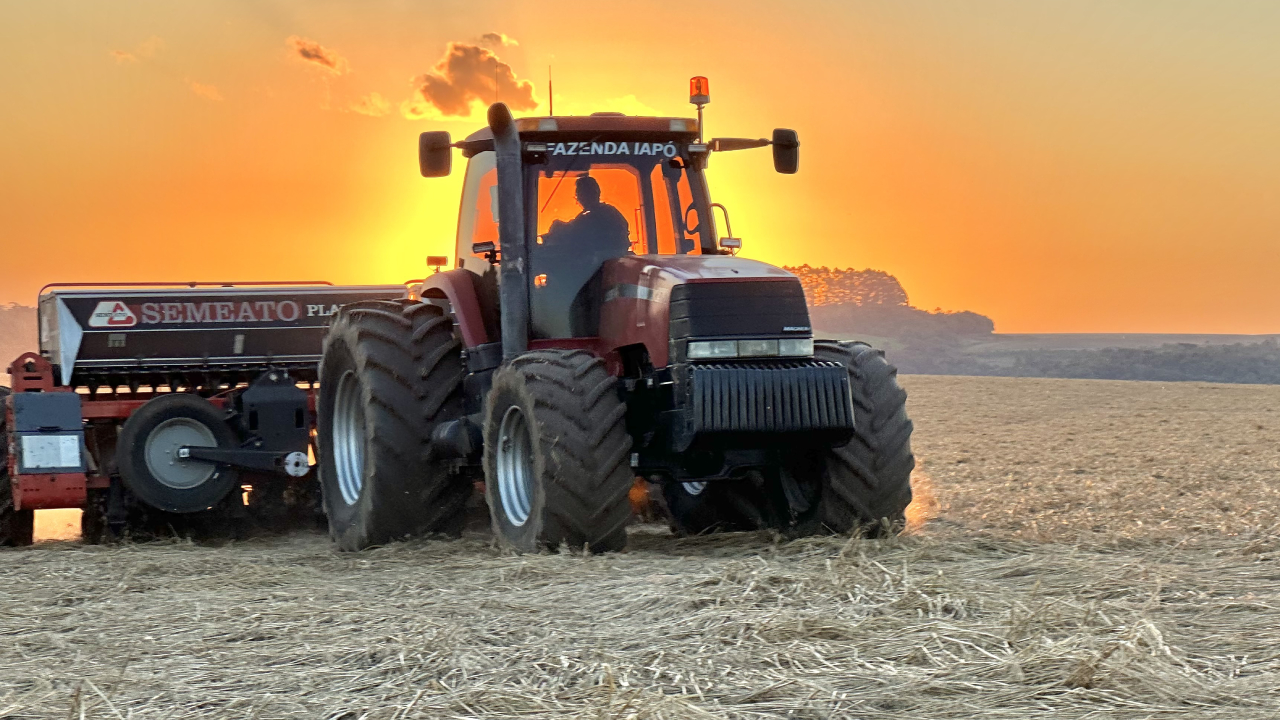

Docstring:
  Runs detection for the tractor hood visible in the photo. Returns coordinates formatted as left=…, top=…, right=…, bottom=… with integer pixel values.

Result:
left=598, top=255, right=811, bottom=368
left=609, top=254, right=797, bottom=283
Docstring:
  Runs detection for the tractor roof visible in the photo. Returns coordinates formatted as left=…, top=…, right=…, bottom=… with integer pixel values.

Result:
left=463, top=114, right=699, bottom=143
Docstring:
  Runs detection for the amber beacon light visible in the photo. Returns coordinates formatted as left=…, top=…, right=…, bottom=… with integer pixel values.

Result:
left=689, top=76, right=710, bottom=141
left=689, top=76, right=710, bottom=105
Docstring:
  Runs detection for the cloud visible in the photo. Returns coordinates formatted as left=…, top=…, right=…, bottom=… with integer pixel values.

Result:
left=110, top=36, right=164, bottom=65
left=186, top=80, right=223, bottom=102
left=405, top=42, right=537, bottom=118
left=479, top=32, right=518, bottom=48
left=286, top=36, right=349, bottom=75
left=349, top=92, right=391, bottom=117
left=400, top=98, right=432, bottom=120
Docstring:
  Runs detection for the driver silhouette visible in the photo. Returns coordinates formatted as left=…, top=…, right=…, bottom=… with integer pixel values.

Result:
left=544, top=175, right=631, bottom=255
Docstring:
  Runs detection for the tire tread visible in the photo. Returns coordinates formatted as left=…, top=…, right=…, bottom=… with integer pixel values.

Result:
left=319, top=300, right=468, bottom=550
left=486, top=350, right=633, bottom=552
left=812, top=341, right=915, bottom=534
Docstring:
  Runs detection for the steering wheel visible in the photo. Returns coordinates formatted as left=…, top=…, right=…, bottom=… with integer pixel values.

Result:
left=682, top=202, right=701, bottom=236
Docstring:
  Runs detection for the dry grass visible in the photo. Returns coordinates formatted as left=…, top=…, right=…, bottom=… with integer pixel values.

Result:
left=4, top=375, right=1280, bottom=718
left=905, top=375, right=1280, bottom=543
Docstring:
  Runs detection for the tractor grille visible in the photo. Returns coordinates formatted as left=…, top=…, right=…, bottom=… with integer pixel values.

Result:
left=687, top=361, right=854, bottom=434
left=669, top=280, right=810, bottom=340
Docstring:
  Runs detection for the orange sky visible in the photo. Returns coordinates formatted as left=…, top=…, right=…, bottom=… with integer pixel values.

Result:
left=1, top=1, right=1278, bottom=333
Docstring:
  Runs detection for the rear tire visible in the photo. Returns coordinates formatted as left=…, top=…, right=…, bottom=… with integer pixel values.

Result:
left=0, top=488, right=34, bottom=547
left=483, top=350, right=633, bottom=553
left=1, top=386, right=34, bottom=546
left=116, top=394, right=240, bottom=514
left=317, top=300, right=467, bottom=551
left=801, top=341, right=915, bottom=535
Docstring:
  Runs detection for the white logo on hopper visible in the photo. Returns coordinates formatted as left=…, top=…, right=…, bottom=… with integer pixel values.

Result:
left=88, top=301, right=137, bottom=328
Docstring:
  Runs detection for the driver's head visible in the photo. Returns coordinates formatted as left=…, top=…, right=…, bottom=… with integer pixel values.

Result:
left=575, top=175, right=602, bottom=208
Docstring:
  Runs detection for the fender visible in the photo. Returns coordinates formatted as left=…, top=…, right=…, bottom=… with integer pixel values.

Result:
left=418, top=269, right=496, bottom=348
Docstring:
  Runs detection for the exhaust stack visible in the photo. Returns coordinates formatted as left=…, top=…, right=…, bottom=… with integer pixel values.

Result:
left=488, top=102, right=529, bottom=361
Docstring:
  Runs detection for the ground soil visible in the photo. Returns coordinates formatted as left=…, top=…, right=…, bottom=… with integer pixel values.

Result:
left=4, top=375, right=1280, bottom=719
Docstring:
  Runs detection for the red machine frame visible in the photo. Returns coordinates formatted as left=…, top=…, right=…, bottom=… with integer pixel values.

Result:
left=4, top=352, right=317, bottom=513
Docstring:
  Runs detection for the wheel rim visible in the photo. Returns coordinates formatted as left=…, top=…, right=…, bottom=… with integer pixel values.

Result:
left=144, top=417, right=218, bottom=490
left=682, top=481, right=708, bottom=496
left=496, top=405, right=534, bottom=526
left=332, top=370, right=366, bottom=506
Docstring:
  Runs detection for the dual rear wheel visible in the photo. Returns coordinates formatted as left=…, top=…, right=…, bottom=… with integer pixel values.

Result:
left=316, top=304, right=635, bottom=554
left=317, top=300, right=470, bottom=551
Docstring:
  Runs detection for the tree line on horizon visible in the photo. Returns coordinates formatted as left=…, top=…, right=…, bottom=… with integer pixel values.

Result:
left=0, top=303, right=37, bottom=376
left=892, top=337, right=1280, bottom=385
left=782, top=265, right=911, bottom=307
left=782, top=266, right=1280, bottom=384
left=784, top=265, right=997, bottom=338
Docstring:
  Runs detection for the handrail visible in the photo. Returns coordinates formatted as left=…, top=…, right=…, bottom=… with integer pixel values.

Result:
left=37, top=280, right=335, bottom=299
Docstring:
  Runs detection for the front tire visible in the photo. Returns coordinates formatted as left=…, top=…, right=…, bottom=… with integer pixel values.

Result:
left=802, top=341, right=915, bottom=535
left=483, top=350, right=633, bottom=553
left=317, top=300, right=467, bottom=551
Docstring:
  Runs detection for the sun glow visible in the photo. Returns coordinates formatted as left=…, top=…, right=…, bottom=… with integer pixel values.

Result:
left=904, top=461, right=940, bottom=534
left=33, top=509, right=81, bottom=542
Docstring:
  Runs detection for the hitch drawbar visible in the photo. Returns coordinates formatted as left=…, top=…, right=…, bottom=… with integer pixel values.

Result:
left=203, top=370, right=313, bottom=477
left=177, top=446, right=310, bottom=477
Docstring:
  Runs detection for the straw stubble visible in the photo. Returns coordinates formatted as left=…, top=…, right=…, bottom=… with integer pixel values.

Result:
left=3, top=374, right=1279, bottom=718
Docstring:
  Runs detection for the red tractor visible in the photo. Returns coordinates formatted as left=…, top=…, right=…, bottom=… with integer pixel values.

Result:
left=316, top=80, right=914, bottom=552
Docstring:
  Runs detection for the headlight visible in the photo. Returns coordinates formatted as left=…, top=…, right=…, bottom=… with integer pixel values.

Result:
left=737, top=339, right=779, bottom=357
left=687, top=338, right=814, bottom=360
left=688, top=340, right=739, bottom=359
left=778, top=338, right=814, bottom=357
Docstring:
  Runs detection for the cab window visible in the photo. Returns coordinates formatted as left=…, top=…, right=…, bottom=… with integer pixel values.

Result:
left=536, top=165, right=645, bottom=256
left=651, top=162, right=701, bottom=255
left=456, top=146, right=709, bottom=277
left=456, top=151, right=498, bottom=274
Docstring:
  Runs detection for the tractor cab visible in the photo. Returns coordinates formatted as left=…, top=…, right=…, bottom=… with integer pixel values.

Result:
left=420, top=78, right=800, bottom=342
left=447, top=115, right=718, bottom=339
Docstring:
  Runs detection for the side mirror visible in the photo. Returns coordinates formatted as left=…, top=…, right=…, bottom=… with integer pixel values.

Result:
left=419, top=131, right=452, bottom=177
left=772, top=128, right=799, bottom=174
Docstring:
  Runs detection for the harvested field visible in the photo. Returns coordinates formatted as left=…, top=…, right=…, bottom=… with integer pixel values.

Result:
left=908, top=375, right=1280, bottom=542
left=4, top=375, right=1280, bottom=718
